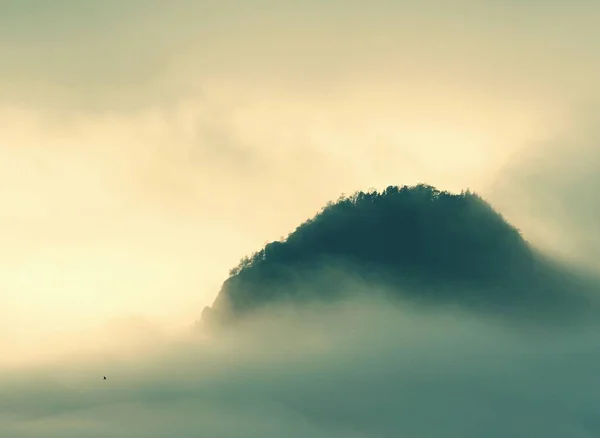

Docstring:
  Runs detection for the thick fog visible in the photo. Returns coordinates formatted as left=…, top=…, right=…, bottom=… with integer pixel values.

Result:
left=2, top=291, right=600, bottom=438
left=2, top=1, right=599, bottom=436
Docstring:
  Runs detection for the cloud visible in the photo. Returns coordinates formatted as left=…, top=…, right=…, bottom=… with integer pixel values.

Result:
left=2, top=0, right=598, bottom=113
left=2, top=3, right=600, bottom=436
left=488, top=107, right=600, bottom=270
left=2, top=297, right=600, bottom=437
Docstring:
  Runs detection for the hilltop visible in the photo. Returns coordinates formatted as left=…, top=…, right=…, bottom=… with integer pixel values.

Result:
left=202, top=184, right=594, bottom=327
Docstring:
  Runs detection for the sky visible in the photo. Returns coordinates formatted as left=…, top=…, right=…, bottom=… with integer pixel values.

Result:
left=1, top=0, right=599, bottom=388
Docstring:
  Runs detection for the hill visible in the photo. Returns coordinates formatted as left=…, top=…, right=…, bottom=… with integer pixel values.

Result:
left=202, top=184, right=595, bottom=327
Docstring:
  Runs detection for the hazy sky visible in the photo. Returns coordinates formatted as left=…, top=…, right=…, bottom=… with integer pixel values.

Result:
left=1, top=0, right=599, bottom=364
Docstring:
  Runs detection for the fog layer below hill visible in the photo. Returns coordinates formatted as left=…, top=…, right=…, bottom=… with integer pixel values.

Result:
left=2, top=294, right=600, bottom=438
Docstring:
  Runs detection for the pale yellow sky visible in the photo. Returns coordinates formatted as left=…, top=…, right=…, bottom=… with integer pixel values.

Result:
left=1, top=0, right=598, bottom=365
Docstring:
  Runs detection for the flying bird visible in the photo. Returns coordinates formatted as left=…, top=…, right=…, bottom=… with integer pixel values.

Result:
left=103, top=376, right=107, bottom=380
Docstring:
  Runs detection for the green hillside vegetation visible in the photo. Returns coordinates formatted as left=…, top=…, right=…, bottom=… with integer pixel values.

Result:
left=202, top=184, right=593, bottom=326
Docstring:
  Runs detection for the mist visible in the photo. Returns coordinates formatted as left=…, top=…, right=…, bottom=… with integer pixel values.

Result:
left=2, top=0, right=600, bottom=436
left=2, top=291, right=600, bottom=438
left=487, top=109, right=600, bottom=274
left=2, top=0, right=598, bottom=350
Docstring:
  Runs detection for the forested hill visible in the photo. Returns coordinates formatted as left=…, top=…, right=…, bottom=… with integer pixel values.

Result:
left=202, top=184, right=594, bottom=326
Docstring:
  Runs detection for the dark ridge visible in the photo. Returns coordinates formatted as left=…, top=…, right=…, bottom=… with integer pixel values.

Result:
left=202, top=184, right=596, bottom=328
